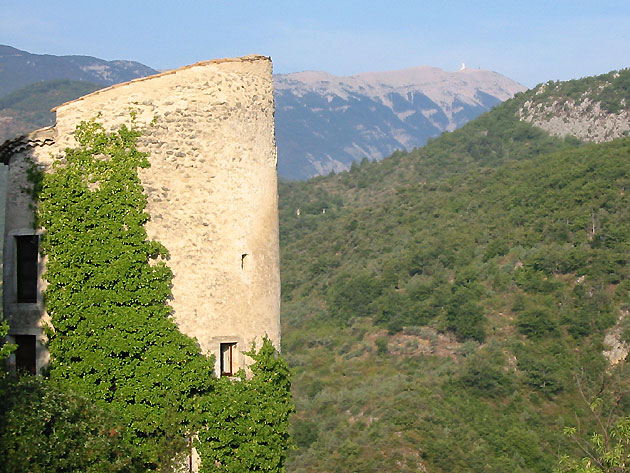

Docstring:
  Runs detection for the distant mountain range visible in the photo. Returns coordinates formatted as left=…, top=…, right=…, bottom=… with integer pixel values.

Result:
left=0, top=45, right=159, bottom=142
left=0, top=45, right=157, bottom=96
left=275, top=67, right=526, bottom=178
left=0, top=45, right=525, bottom=179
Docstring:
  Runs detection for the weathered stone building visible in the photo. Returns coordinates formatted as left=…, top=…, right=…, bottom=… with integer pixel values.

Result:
left=0, top=55, right=281, bottom=377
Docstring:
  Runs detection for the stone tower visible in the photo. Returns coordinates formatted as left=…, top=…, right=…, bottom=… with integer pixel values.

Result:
left=0, top=55, right=281, bottom=377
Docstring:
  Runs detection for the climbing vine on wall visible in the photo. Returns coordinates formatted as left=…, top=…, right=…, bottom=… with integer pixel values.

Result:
left=34, top=118, right=293, bottom=471
left=197, top=337, right=294, bottom=473
left=37, top=119, right=216, bottom=470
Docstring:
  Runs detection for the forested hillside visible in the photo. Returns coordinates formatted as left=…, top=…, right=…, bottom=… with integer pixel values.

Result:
left=0, top=79, right=102, bottom=141
left=279, top=71, right=630, bottom=472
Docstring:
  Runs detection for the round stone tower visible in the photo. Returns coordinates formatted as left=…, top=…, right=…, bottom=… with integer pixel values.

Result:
left=1, top=56, right=280, bottom=376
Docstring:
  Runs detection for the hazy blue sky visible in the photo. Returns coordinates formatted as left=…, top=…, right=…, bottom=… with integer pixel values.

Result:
left=1, top=1, right=628, bottom=87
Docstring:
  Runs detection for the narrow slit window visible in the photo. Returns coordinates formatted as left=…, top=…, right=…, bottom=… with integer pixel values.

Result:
left=16, top=235, right=38, bottom=303
left=14, top=335, right=37, bottom=374
left=220, top=343, right=237, bottom=377
left=241, top=254, right=248, bottom=270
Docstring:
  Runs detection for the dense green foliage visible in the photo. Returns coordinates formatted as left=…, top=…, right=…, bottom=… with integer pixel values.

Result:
left=37, top=119, right=216, bottom=470
left=0, top=376, right=143, bottom=473
left=558, top=417, right=630, bottom=473
left=0, top=321, right=15, bottom=362
left=280, top=102, right=587, bottom=339
left=556, top=370, right=630, bottom=473
left=278, top=75, right=630, bottom=472
left=197, top=338, right=294, bottom=473
left=1, top=325, right=141, bottom=472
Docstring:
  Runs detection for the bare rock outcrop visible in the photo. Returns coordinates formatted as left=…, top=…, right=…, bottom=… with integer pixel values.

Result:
left=519, top=96, right=630, bottom=142
left=518, top=70, right=630, bottom=142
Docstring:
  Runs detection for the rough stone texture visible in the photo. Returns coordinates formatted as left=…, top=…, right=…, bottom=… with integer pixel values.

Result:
left=519, top=97, right=630, bottom=142
left=2, top=56, right=280, bottom=376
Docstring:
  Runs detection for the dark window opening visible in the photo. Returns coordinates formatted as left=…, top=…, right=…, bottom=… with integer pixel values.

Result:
left=241, top=254, right=248, bottom=270
left=220, top=343, right=237, bottom=376
left=16, top=235, right=38, bottom=303
left=14, top=335, right=36, bottom=374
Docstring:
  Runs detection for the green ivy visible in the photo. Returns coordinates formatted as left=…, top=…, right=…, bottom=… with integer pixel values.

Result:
left=0, top=321, right=16, bottom=364
left=197, top=337, right=294, bottom=473
left=37, top=119, right=216, bottom=470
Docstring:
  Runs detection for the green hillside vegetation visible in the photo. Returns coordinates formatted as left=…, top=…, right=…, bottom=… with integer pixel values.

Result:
left=280, top=95, right=580, bottom=213
left=279, top=77, right=630, bottom=472
left=519, top=68, right=630, bottom=114
left=0, top=79, right=102, bottom=141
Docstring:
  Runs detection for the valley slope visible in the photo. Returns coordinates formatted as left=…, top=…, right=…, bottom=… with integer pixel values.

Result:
left=280, top=69, right=630, bottom=473
left=0, top=79, right=102, bottom=142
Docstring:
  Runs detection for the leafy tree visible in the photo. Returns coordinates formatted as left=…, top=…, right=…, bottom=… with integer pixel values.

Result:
left=291, top=419, right=319, bottom=449
left=2, top=307, right=139, bottom=472
left=0, top=376, right=143, bottom=473
left=0, top=321, right=16, bottom=364
left=557, top=370, right=630, bottom=473
left=517, top=306, right=558, bottom=339
left=444, top=286, right=486, bottom=342
left=557, top=417, right=630, bottom=473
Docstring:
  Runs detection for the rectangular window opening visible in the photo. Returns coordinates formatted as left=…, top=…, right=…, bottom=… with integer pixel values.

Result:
left=220, top=342, right=237, bottom=377
left=14, top=335, right=37, bottom=375
left=16, top=235, right=38, bottom=303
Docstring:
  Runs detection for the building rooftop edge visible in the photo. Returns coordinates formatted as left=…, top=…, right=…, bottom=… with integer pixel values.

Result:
left=51, top=54, right=271, bottom=112
left=0, top=127, right=56, bottom=165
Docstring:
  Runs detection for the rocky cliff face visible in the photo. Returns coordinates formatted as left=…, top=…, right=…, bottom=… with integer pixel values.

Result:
left=517, top=69, right=630, bottom=143
left=519, top=98, right=630, bottom=143
left=274, top=66, right=526, bottom=179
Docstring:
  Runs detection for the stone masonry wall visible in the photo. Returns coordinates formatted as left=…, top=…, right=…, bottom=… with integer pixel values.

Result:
left=3, top=56, right=280, bottom=375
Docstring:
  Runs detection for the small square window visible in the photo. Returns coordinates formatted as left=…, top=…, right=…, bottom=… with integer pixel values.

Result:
left=220, top=343, right=237, bottom=377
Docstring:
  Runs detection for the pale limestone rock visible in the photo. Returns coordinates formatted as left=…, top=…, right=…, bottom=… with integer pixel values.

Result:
left=519, top=98, right=630, bottom=142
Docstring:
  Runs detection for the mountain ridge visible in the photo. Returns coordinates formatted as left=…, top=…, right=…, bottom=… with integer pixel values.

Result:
left=275, top=65, right=526, bottom=179
left=0, top=45, right=526, bottom=180
left=276, top=66, right=522, bottom=113
left=0, top=45, right=158, bottom=97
